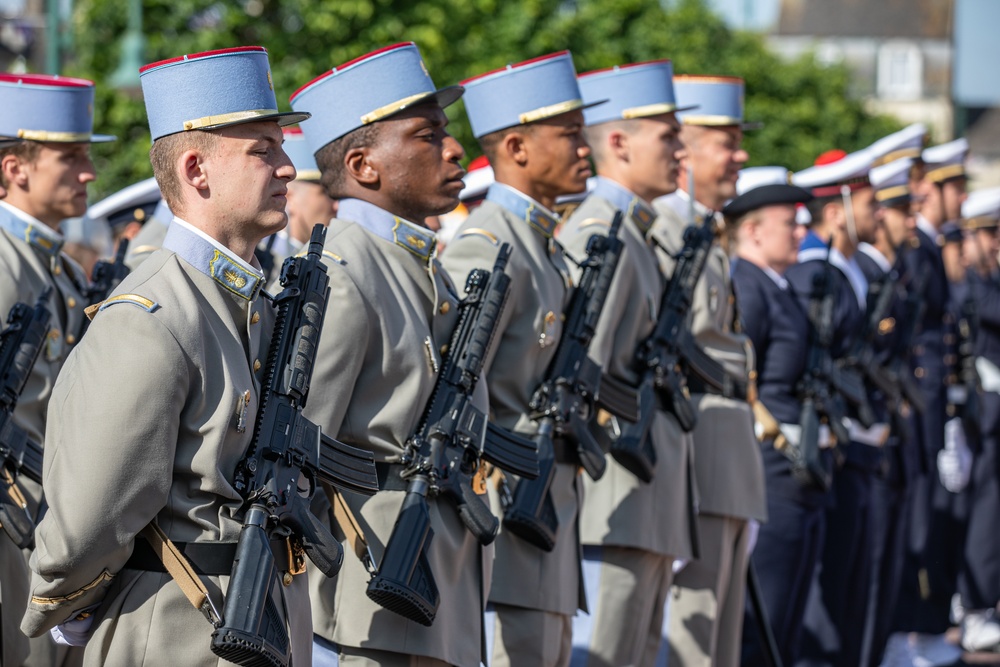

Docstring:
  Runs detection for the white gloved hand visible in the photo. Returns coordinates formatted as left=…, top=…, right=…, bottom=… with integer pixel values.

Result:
left=747, top=519, right=760, bottom=557
left=50, top=608, right=97, bottom=647
left=671, top=558, right=688, bottom=575
left=938, top=417, right=973, bottom=493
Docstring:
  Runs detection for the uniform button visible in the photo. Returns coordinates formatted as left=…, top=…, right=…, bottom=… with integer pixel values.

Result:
left=67, top=297, right=76, bottom=308
left=53, top=265, right=62, bottom=276
left=439, top=302, right=450, bottom=315
left=440, top=344, right=449, bottom=356
left=66, top=334, right=76, bottom=345
left=253, top=359, right=261, bottom=372
left=432, top=265, right=439, bottom=275
left=251, top=311, right=260, bottom=325
left=915, top=367, right=925, bottom=378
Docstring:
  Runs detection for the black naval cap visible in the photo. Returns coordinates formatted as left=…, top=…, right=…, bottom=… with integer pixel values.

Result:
left=722, top=183, right=813, bottom=219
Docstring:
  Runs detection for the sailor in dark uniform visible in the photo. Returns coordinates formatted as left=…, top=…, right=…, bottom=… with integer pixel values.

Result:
left=724, top=171, right=814, bottom=667
left=781, top=147, right=886, bottom=667
left=852, top=151, right=923, bottom=666
left=956, top=187, right=1000, bottom=653
left=889, top=138, right=970, bottom=664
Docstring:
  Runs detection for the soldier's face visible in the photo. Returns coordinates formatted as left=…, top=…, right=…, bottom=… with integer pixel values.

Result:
left=626, top=113, right=686, bottom=201
left=752, top=203, right=801, bottom=273
left=18, top=142, right=95, bottom=225
left=286, top=180, right=334, bottom=244
left=682, top=125, right=747, bottom=207
left=370, top=103, right=466, bottom=221
left=941, top=177, right=968, bottom=222
left=850, top=187, right=880, bottom=244
left=521, top=110, right=592, bottom=199
left=880, top=203, right=915, bottom=248
left=208, top=121, right=296, bottom=240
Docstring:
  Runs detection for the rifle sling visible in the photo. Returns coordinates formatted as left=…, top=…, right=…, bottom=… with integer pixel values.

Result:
left=135, top=523, right=221, bottom=627
left=330, top=485, right=373, bottom=570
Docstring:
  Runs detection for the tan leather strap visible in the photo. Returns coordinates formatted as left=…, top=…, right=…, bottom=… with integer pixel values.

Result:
left=138, top=523, right=221, bottom=626
left=330, top=486, right=375, bottom=573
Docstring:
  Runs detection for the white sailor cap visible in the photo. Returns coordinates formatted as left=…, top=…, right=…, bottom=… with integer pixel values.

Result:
left=792, top=148, right=874, bottom=197
left=459, top=155, right=494, bottom=202
left=869, top=123, right=927, bottom=167
left=923, top=138, right=968, bottom=184
left=962, top=187, right=1000, bottom=230
left=83, top=177, right=162, bottom=231
left=736, top=166, right=791, bottom=196
left=870, top=157, right=914, bottom=208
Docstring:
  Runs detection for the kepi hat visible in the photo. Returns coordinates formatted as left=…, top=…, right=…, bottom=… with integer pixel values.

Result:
left=577, top=60, right=693, bottom=127
left=0, top=73, right=115, bottom=143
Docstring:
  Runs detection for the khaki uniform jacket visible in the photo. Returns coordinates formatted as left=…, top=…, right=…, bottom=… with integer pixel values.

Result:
left=0, top=203, right=88, bottom=666
left=21, top=219, right=311, bottom=666
left=441, top=190, right=585, bottom=616
left=561, top=184, right=695, bottom=559
left=651, top=193, right=767, bottom=522
left=304, top=200, right=488, bottom=667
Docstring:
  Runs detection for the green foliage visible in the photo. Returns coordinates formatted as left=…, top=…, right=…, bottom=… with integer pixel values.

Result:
left=67, top=0, right=901, bottom=200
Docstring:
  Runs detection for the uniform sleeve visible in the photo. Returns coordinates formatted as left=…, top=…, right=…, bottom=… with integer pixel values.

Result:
left=303, top=261, right=372, bottom=440
left=732, top=275, right=768, bottom=374
left=22, top=305, right=188, bottom=636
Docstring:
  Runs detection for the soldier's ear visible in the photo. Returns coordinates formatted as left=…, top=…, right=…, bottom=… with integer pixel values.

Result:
left=1, top=153, right=28, bottom=189
left=606, top=128, right=629, bottom=162
left=501, top=131, right=529, bottom=167
left=344, top=146, right=379, bottom=186
left=178, top=149, right=209, bottom=192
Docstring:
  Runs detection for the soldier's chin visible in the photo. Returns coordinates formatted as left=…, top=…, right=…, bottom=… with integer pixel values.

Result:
left=430, top=193, right=461, bottom=217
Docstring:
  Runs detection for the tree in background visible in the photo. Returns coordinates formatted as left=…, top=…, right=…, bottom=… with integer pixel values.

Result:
left=69, top=0, right=900, bottom=200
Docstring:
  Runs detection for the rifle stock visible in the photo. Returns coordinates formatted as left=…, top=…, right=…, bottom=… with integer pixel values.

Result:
left=610, top=377, right=659, bottom=483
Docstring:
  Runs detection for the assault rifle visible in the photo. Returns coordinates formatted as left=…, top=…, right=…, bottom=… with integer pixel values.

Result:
left=88, top=238, right=130, bottom=306
left=0, top=290, right=51, bottom=548
left=502, top=212, right=627, bottom=551
left=211, top=225, right=379, bottom=667
left=367, top=244, right=539, bottom=627
left=793, top=241, right=870, bottom=491
left=887, top=265, right=929, bottom=414
left=952, top=293, right=982, bottom=446
left=599, top=211, right=729, bottom=482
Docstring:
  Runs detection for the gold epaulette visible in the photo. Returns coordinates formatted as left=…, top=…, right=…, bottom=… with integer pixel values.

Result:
left=579, top=218, right=611, bottom=229
left=88, top=294, right=160, bottom=320
left=457, top=228, right=499, bottom=246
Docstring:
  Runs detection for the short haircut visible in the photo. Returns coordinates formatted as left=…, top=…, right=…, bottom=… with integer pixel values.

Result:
left=0, top=142, right=43, bottom=188
left=477, top=123, right=538, bottom=165
left=149, top=130, right=218, bottom=213
left=805, top=194, right=840, bottom=225
left=314, top=123, right=381, bottom=199
left=583, top=120, right=636, bottom=167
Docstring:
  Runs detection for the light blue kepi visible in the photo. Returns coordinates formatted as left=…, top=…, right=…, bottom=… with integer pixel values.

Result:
left=577, top=59, right=694, bottom=126
left=0, top=73, right=115, bottom=142
left=282, top=127, right=321, bottom=182
left=460, top=51, right=603, bottom=138
left=139, top=46, right=310, bottom=141
left=673, top=75, right=759, bottom=129
left=290, top=42, right=463, bottom=156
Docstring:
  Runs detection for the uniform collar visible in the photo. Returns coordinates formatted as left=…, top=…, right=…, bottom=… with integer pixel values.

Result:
left=337, top=198, right=436, bottom=263
left=163, top=216, right=265, bottom=301
left=485, top=183, right=560, bottom=239
left=591, top=177, right=656, bottom=234
left=0, top=200, right=64, bottom=259
left=915, top=213, right=937, bottom=241
left=857, top=242, right=892, bottom=273
left=762, top=265, right=789, bottom=290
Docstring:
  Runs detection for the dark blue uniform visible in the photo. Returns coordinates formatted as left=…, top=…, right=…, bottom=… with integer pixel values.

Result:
left=959, top=268, right=1000, bottom=612
left=785, top=232, right=876, bottom=667
left=893, top=222, right=958, bottom=636
left=734, top=257, right=824, bottom=667
left=854, top=246, right=919, bottom=666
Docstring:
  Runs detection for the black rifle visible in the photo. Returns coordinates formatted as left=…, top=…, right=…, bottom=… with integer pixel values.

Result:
left=212, top=225, right=379, bottom=667
left=952, top=292, right=982, bottom=447
left=88, top=238, right=130, bottom=306
left=793, top=241, right=870, bottom=491
left=368, top=244, right=538, bottom=627
left=599, top=212, right=725, bottom=482
left=0, top=290, right=51, bottom=548
left=502, top=212, right=627, bottom=551
left=886, top=265, right=929, bottom=414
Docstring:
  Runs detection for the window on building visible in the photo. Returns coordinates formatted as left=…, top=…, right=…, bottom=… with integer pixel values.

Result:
left=878, top=41, right=923, bottom=100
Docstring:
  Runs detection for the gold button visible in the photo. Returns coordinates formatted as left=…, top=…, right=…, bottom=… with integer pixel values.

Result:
left=251, top=311, right=260, bottom=325
left=440, top=344, right=449, bottom=356
left=67, top=297, right=76, bottom=308
left=439, top=302, right=450, bottom=315
left=915, top=367, right=925, bottom=378
left=53, top=265, right=62, bottom=275
left=66, top=334, right=76, bottom=345
left=282, top=572, right=293, bottom=586
left=253, top=359, right=261, bottom=372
